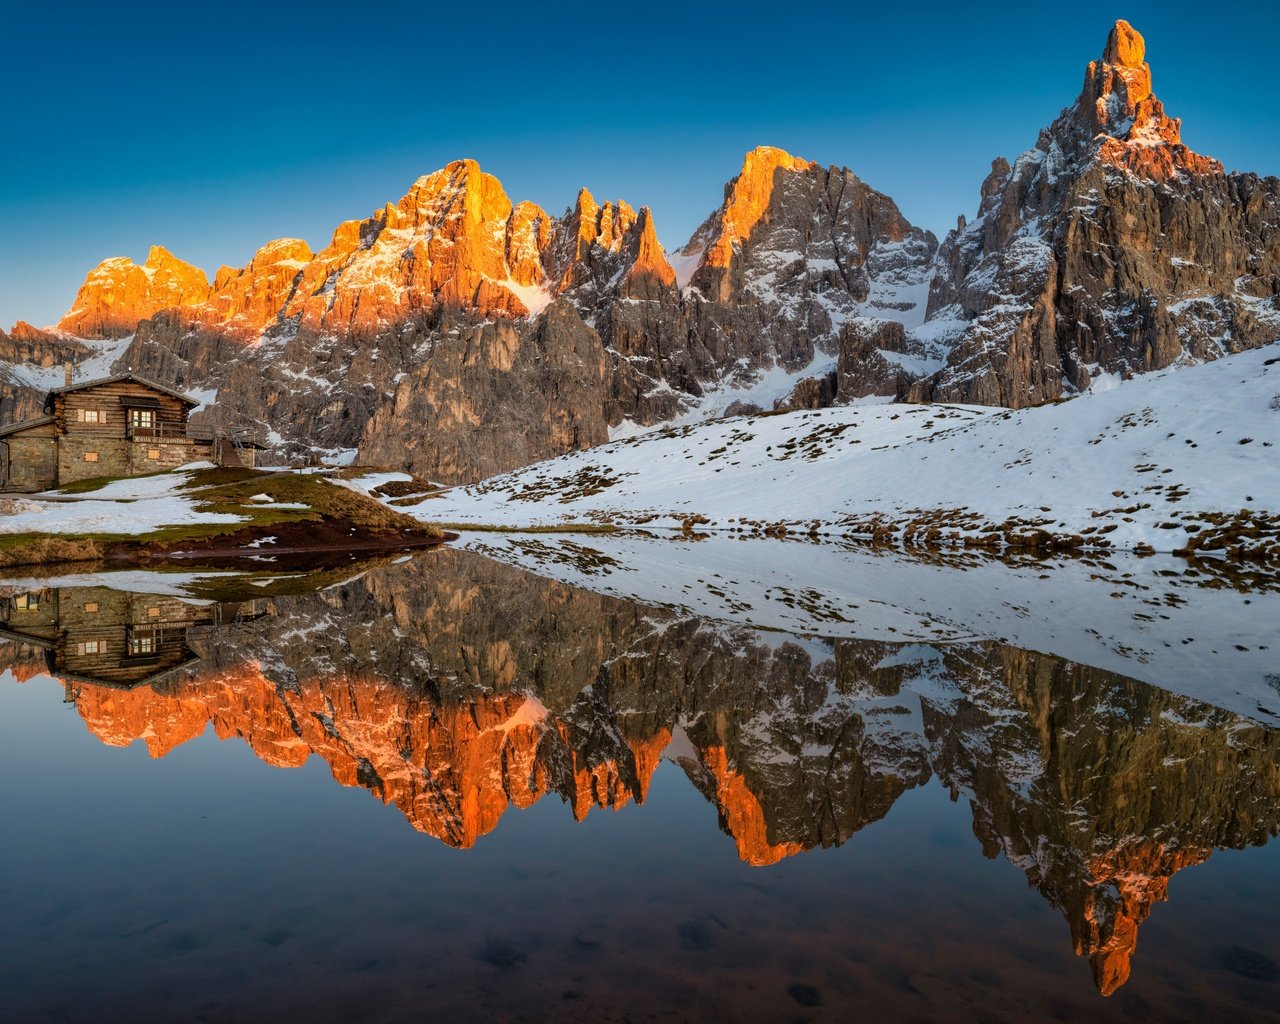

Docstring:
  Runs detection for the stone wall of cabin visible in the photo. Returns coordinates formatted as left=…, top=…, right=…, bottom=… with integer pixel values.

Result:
left=57, top=436, right=131, bottom=484
left=2, top=434, right=58, bottom=492
left=127, top=439, right=206, bottom=474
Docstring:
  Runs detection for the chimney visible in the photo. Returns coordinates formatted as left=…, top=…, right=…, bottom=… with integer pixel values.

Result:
left=64, top=362, right=73, bottom=389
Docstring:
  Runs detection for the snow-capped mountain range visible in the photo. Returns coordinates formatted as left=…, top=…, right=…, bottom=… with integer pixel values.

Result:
left=1, top=20, right=1277, bottom=484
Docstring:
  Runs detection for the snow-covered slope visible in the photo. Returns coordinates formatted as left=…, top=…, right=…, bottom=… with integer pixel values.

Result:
left=0, top=464, right=242, bottom=536
left=0, top=335, right=134, bottom=392
left=384, top=344, right=1280, bottom=561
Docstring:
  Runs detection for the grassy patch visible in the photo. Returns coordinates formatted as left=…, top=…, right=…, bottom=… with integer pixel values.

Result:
left=178, top=467, right=438, bottom=534
left=3, top=467, right=444, bottom=556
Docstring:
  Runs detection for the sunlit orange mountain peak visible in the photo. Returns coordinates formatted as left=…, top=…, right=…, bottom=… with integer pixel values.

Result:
left=1076, top=840, right=1213, bottom=995
left=1072, top=20, right=1221, bottom=179
left=58, top=245, right=210, bottom=339
left=51, top=159, right=682, bottom=346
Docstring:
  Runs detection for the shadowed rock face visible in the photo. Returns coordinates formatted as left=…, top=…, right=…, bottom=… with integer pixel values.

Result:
left=921, top=643, right=1280, bottom=994
left=0, top=323, right=90, bottom=423
left=5, top=548, right=1279, bottom=994
left=914, top=20, right=1280, bottom=407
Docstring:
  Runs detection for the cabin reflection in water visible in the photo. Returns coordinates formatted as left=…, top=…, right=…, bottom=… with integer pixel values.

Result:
left=0, top=586, right=260, bottom=690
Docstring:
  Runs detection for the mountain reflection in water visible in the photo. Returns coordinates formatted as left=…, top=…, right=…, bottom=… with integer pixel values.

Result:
left=1, top=546, right=1278, bottom=1020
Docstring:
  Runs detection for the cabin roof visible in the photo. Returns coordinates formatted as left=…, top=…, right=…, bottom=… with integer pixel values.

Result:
left=45, top=373, right=200, bottom=408
left=0, top=415, right=56, bottom=438
left=38, top=655, right=203, bottom=691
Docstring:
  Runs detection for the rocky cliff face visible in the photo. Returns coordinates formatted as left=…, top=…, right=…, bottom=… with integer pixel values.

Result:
left=16, top=147, right=936, bottom=481
left=0, top=322, right=90, bottom=423
left=912, top=20, right=1280, bottom=406
left=357, top=300, right=610, bottom=481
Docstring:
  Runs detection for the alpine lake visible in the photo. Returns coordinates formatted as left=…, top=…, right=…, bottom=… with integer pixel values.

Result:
left=1, top=535, right=1277, bottom=1023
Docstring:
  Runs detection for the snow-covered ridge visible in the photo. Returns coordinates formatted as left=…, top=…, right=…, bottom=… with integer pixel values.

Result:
left=0, top=335, right=134, bottom=392
left=376, top=344, right=1280, bottom=561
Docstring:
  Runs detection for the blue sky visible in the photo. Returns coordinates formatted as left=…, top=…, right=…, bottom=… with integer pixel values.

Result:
left=3, top=0, right=1277, bottom=329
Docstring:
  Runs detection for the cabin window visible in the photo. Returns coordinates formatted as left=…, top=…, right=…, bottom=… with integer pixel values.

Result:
left=147, top=449, right=161, bottom=460
left=129, top=636, right=156, bottom=656
left=83, top=452, right=99, bottom=463
left=76, top=409, right=102, bottom=423
left=80, top=640, right=101, bottom=655
left=129, top=409, right=155, bottom=429
left=84, top=602, right=99, bottom=613
left=147, top=606, right=160, bottom=618
left=14, top=593, right=39, bottom=611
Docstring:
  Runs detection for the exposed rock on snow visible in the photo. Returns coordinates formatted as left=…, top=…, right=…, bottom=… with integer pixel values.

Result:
left=403, top=344, right=1280, bottom=565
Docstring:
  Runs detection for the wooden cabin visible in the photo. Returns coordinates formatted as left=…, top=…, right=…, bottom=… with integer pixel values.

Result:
left=0, top=371, right=258, bottom=492
left=0, top=585, right=215, bottom=689
left=0, top=585, right=265, bottom=690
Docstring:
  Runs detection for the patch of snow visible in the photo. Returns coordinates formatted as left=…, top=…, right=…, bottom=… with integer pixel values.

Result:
left=502, top=279, right=555, bottom=317
left=668, top=246, right=705, bottom=290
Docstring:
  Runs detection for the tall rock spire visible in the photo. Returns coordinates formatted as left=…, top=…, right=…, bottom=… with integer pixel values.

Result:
left=1056, top=19, right=1221, bottom=178
left=914, top=19, right=1278, bottom=409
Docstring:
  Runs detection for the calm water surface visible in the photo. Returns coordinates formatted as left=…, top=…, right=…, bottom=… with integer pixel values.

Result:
left=0, top=546, right=1277, bottom=1023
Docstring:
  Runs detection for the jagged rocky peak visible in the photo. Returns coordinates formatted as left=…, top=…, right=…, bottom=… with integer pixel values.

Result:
left=53, top=160, right=681, bottom=348
left=56, top=160, right=563, bottom=345
left=544, top=187, right=675, bottom=299
left=58, top=244, right=210, bottom=338
left=505, top=200, right=553, bottom=287
left=678, top=145, right=935, bottom=315
left=683, top=146, right=818, bottom=278
left=280, top=159, right=552, bottom=332
left=914, top=18, right=1280, bottom=407
left=546, top=187, right=634, bottom=288
left=620, top=206, right=676, bottom=299
left=1052, top=19, right=1221, bottom=179
left=6, top=320, right=59, bottom=344
left=205, top=238, right=314, bottom=339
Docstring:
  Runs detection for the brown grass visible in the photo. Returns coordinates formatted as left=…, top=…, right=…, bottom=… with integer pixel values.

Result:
left=0, top=536, right=104, bottom=568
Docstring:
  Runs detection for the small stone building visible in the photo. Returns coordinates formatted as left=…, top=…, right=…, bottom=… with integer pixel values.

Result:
left=0, top=372, right=257, bottom=492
